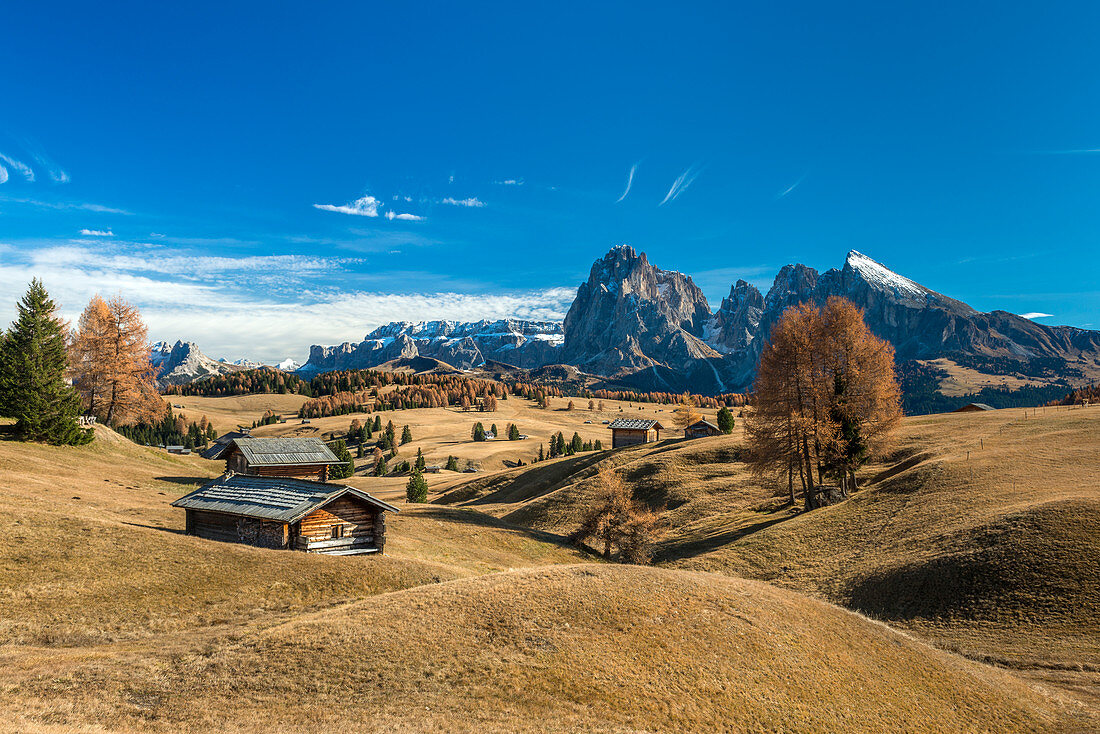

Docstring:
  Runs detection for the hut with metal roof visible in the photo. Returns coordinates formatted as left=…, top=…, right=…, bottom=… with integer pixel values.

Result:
left=684, top=419, right=721, bottom=439
left=172, top=472, right=399, bottom=554
left=220, top=436, right=345, bottom=481
left=607, top=418, right=665, bottom=448
left=952, top=403, right=996, bottom=413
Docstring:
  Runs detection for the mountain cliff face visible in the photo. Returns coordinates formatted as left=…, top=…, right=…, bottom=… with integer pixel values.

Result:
left=299, top=246, right=1100, bottom=395
left=298, top=319, right=564, bottom=374
left=558, top=245, right=727, bottom=392
left=151, top=341, right=249, bottom=386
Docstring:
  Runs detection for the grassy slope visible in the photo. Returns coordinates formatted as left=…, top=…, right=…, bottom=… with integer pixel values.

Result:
left=437, top=407, right=1100, bottom=675
left=1, top=403, right=1095, bottom=730
left=0, top=566, right=1069, bottom=733
left=0, top=425, right=586, bottom=646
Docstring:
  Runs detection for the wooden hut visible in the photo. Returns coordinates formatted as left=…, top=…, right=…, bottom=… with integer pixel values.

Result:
left=607, top=418, right=664, bottom=448
left=172, top=472, right=398, bottom=555
left=952, top=403, right=996, bottom=413
left=219, top=437, right=345, bottom=481
left=684, top=419, right=721, bottom=439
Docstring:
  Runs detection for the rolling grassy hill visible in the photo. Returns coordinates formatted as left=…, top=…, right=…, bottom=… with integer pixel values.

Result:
left=1, top=404, right=1096, bottom=730
left=437, top=405, right=1100, bottom=712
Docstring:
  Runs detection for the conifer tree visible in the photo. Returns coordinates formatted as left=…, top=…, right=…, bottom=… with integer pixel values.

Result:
left=328, top=439, right=355, bottom=479
left=445, top=455, right=459, bottom=471
left=716, top=406, right=735, bottom=434
left=406, top=469, right=428, bottom=503
left=400, top=424, right=412, bottom=444
left=0, top=280, right=90, bottom=444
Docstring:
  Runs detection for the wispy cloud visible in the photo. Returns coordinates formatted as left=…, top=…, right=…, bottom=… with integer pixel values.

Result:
left=79, top=228, right=113, bottom=237
left=0, top=165, right=7, bottom=185
left=1030, top=148, right=1100, bottom=155
left=616, top=163, right=638, bottom=203
left=493, top=179, right=524, bottom=186
left=659, top=164, right=704, bottom=206
left=21, top=140, right=69, bottom=183
left=775, top=174, right=806, bottom=200
left=313, top=195, right=382, bottom=217
left=0, top=195, right=131, bottom=214
left=1020, top=312, right=1054, bottom=320
left=441, top=196, right=485, bottom=208
left=0, top=153, right=34, bottom=182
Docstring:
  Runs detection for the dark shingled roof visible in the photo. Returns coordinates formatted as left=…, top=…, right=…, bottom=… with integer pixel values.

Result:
left=230, top=437, right=343, bottom=466
left=608, top=418, right=665, bottom=431
left=687, top=419, right=720, bottom=430
left=953, top=403, right=997, bottom=412
left=199, top=431, right=251, bottom=460
left=171, top=473, right=399, bottom=522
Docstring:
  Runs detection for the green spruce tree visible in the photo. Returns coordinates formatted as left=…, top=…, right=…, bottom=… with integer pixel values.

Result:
left=716, top=406, right=735, bottom=434
left=0, top=280, right=90, bottom=444
left=406, top=469, right=429, bottom=503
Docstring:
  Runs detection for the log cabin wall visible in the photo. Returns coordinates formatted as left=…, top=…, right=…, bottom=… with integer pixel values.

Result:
left=611, top=428, right=652, bottom=448
left=222, top=446, right=330, bottom=481
left=185, top=509, right=289, bottom=549
left=296, top=496, right=379, bottom=543
left=248, top=464, right=330, bottom=482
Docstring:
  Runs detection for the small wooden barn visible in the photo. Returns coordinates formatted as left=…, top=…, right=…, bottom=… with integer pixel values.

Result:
left=952, top=403, right=996, bottom=413
left=219, top=437, right=345, bottom=481
left=684, top=419, right=721, bottom=439
left=608, top=418, right=665, bottom=448
left=172, top=472, right=398, bottom=554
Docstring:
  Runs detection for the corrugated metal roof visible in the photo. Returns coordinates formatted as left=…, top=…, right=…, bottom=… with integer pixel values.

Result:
left=232, top=437, right=342, bottom=466
left=608, top=418, right=665, bottom=430
left=171, top=473, right=399, bottom=522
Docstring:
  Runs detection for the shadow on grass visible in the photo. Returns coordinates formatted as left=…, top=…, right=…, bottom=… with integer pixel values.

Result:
left=407, top=505, right=592, bottom=553
left=154, top=476, right=212, bottom=487
left=651, top=511, right=797, bottom=564
left=121, top=521, right=185, bottom=535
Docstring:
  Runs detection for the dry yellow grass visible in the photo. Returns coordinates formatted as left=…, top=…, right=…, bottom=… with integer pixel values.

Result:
left=2, top=403, right=1096, bottom=731
left=438, top=404, right=1100, bottom=717
left=0, top=566, right=1073, bottom=733
left=0, top=425, right=586, bottom=647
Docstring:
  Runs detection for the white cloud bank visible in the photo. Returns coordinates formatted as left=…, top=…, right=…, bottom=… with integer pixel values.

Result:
left=313, top=195, right=382, bottom=217
left=79, top=228, right=113, bottom=237
left=441, top=196, right=485, bottom=207
left=0, top=243, right=572, bottom=363
left=314, top=194, right=424, bottom=221
left=1020, top=312, right=1054, bottom=320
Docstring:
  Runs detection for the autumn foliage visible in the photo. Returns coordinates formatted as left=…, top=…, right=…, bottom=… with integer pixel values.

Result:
left=573, top=466, right=662, bottom=564
left=746, top=297, right=901, bottom=510
left=69, top=294, right=163, bottom=426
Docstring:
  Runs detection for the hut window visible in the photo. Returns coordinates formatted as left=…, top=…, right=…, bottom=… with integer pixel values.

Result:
left=331, top=524, right=344, bottom=539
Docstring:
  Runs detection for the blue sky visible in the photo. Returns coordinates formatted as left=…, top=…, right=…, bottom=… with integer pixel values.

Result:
left=2, top=2, right=1099, bottom=361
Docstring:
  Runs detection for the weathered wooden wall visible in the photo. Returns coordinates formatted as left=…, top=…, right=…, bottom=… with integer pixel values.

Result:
left=185, top=509, right=289, bottom=549
left=611, top=428, right=652, bottom=449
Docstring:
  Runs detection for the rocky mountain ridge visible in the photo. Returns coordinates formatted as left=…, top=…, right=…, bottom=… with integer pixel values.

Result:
left=298, top=319, right=564, bottom=374
left=288, top=246, right=1100, bottom=395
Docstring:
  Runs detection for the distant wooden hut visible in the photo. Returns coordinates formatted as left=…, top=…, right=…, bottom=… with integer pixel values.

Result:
left=684, top=419, right=721, bottom=439
left=952, top=403, right=996, bottom=413
left=219, top=437, right=345, bottom=481
left=607, top=418, right=664, bottom=448
left=172, top=472, right=398, bottom=555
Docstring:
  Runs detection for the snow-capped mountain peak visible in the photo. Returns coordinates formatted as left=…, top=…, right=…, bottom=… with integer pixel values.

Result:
left=844, top=250, right=927, bottom=300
